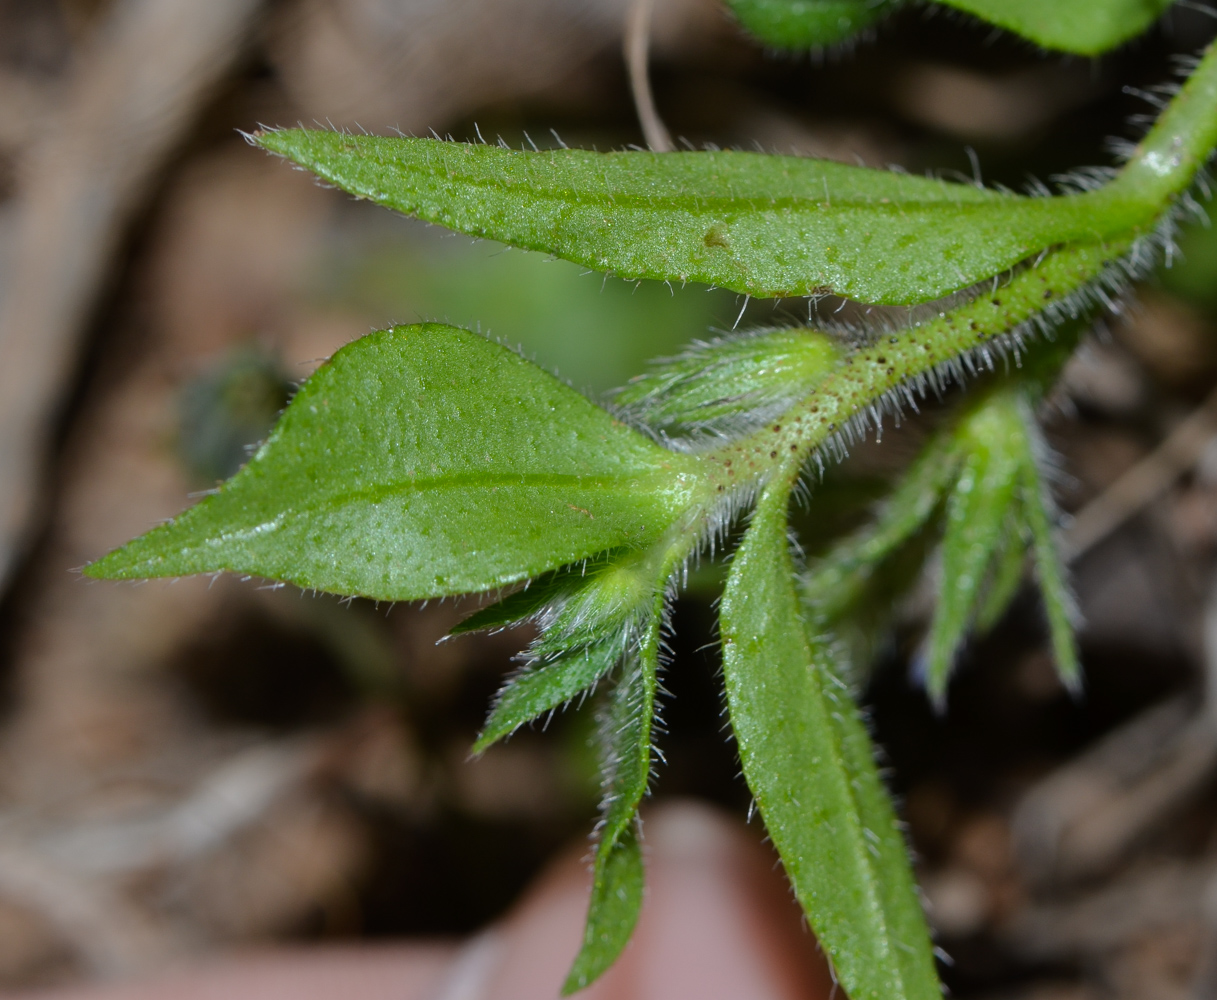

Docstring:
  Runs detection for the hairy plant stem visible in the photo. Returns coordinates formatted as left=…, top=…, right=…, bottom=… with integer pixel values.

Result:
left=695, top=37, right=1217, bottom=504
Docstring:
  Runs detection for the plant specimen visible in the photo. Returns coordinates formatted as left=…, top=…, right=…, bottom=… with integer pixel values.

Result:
left=86, top=2, right=1217, bottom=997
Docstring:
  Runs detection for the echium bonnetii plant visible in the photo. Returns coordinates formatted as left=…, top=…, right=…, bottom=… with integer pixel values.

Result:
left=87, top=1, right=1217, bottom=996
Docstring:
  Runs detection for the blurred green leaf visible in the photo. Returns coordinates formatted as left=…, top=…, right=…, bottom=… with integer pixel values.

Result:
left=973, top=515, right=1028, bottom=635
left=938, top=0, right=1174, bottom=56
left=1021, top=461, right=1082, bottom=690
left=326, top=236, right=732, bottom=396
left=925, top=399, right=1024, bottom=703
left=725, top=0, right=1172, bottom=54
left=721, top=478, right=940, bottom=1000
left=724, top=0, right=897, bottom=47
left=258, top=130, right=1153, bottom=306
left=87, top=324, right=707, bottom=600
left=804, top=430, right=961, bottom=624
left=178, top=351, right=291, bottom=484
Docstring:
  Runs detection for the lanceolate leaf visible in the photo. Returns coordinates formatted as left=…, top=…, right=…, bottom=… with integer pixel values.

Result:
left=564, top=612, right=662, bottom=995
left=568, top=826, right=645, bottom=993
left=86, top=325, right=707, bottom=601
left=256, top=129, right=1155, bottom=306
left=1021, top=462, right=1082, bottom=691
left=721, top=476, right=939, bottom=1000
left=724, top=0, right=897, bottom=48
left=924, top=402, right=1024, bottom=703
left=937, top=0, right=1174, bottom=56
left=973, top=514, right=1028, bottom=635
left=804, top=430, right=962, bottom=623
left=475, top=643, right=620, bottom=753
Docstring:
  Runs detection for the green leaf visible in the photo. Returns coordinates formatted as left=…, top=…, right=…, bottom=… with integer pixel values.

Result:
left=1021, top=461, right=1082, bottom=691
left=973, top=513, right=1028, bottom=635
left=614, top=328, right=842, bottom=438
left=475, top=642, right=620, bottom=753
left=451, top=572, right=582, bottom=636
left=937, top=0, right=1174, bottom=56
left=472, top=542, right=680, bottom=753
left=256, top=130, right=1154, bottom=306
left=924, top=398, right=1024, bottom=703
left=564, top=613, right=661, bottom=995
left=86, top=324, right=707, bottom=601
left=721, top=476, right=940, bottom=1000
left=566, top=824, right=644, bottom=994
left=724, top=0, right=898, bottom=48
left=804, top=430, right=961, bottom=624
left=724, top=0, right=1173, bottom=54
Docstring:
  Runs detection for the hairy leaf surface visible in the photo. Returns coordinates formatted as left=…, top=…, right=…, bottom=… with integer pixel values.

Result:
left=257, top=130, right=1153, bottom=305
left=721, top=479, right=939, bottom=1000
left=564, top=616, right=661, bottom=994
left=475, top=643, right=619, bottom=753
left=615, top=327, right=842, bottom=437
left=87, top=325, right=705, bottom=601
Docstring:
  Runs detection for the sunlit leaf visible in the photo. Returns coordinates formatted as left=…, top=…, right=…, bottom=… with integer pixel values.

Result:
left=256, top=130, right=1154, bottom=306
left=86, top=325, right=707, bottom=601
left=721, top=478, right=940, bottom=1000
left=724, top=0, right=897, bottom=47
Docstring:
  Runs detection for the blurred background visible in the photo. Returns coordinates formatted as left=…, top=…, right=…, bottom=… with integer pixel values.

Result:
left=2, top=1, right=1217, bottom=997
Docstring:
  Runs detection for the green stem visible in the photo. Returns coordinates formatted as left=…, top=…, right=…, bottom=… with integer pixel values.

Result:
left=696, top=37, right=1217, bottom=505
left=701, top=239, right=1128, bottom=497
left=1109, top=39, right=1217, bottom=208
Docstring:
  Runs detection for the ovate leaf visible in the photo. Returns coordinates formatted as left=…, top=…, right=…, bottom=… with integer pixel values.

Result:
left=720, top=479, right=940, bottom=1000
left=87, top=325, right=706, bottom=601
left=256, top=130, right=1152, bottom=306
left=564, top=614, right=661, bottom=995
left=724, top=0, right=898, bottom=48
left=937, top=0, right=1174, bottom=56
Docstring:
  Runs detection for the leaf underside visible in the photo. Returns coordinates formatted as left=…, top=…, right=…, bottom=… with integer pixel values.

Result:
left=86, top=324, right=703, bottom=602
left=256, top=130, right=1149, bottom=306
left=721, top=480, right=940, bottom=1000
